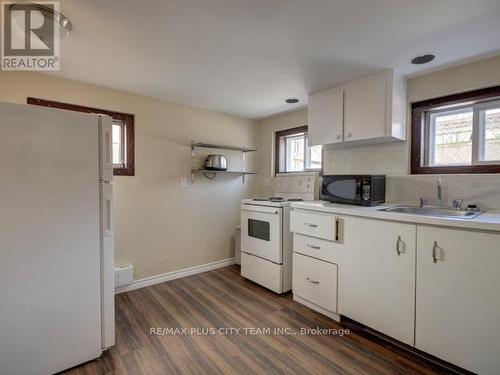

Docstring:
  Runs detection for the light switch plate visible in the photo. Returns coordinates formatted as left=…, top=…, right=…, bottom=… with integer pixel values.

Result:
left=180, top=176, right=188, bottom=188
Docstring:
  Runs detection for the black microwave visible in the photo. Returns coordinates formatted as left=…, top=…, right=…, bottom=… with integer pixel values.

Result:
left=321, top=175, right=386, bottom=206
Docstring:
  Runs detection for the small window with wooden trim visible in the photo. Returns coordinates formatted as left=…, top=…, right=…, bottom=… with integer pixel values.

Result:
left=411, top=85, right=500, bottom=174
left=27, top=97, right=135, bottom=176
left=275, top=125, right=322, bottom=174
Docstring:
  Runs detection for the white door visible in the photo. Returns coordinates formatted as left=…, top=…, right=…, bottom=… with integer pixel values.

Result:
left=339, top=216, right=416, bottom=345
left=308, top=87, right=344, bottom=146
left=0, top=102, right=102, bottom=375
left=241, top=204, right=282, bottom=263
left=344, top=71, right=387, bottom=141
left=416, top=226, right=500, bottom=375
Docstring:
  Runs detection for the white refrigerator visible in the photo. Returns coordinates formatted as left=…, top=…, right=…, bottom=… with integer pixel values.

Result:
left=0, top=101, right=115, bottom=374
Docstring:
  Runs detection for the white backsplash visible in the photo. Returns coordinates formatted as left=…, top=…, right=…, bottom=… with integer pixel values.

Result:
left=257, top=174, right=319, bottom=201
left=385, top=174, right=500, bottom=211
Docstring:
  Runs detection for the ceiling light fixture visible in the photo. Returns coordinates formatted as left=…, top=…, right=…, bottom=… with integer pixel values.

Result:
left=410, top=54, right=436, bottom=65
left=285, top=98, right=299, bottom=104
left=9, top=2, right=73, bottom=37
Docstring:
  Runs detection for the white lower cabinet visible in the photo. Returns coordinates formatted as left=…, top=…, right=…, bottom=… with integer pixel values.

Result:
left=293, top=252, right=337, bottom=316
left=416, top=226, right=500, bottom=375
left=338, top=216, right=416, bottom=345
left=290, top=207, right=500, bottom=373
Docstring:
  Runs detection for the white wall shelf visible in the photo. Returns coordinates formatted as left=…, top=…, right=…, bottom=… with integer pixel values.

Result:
left=191, top=142, right=257, bottom=154
left=190, top=141, right=257, bottom=183
left=191, top=169, right=256, bottom=183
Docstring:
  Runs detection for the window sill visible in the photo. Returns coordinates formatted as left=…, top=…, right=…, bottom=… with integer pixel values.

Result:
left=275, top=171, right=321, bottom=177
left=114, top=166, right=135, bottom=176
left=411, top=165, right=500, bottom=175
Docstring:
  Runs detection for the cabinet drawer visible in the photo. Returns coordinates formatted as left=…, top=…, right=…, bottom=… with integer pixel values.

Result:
left=290, top=210, right=337, bottom=241
left=293, top=233, right=338, bottom=264
left=241, top=252, right=283, bottom=294
left=293, top=253, right=337, bottom=312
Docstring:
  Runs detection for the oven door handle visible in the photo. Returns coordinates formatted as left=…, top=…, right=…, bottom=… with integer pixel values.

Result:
left=241, top=208, right=280, bottom=215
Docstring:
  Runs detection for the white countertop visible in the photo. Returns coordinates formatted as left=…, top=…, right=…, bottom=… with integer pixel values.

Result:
left=291, top=201, right=500, bottom=232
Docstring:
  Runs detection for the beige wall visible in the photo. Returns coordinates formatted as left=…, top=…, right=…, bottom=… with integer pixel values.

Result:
left=259, top=55, right=500, bottom=210
left=0, top=71, right=258, bottom=279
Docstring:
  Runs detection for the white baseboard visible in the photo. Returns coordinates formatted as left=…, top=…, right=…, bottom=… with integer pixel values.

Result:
left=115, top=258, right=236, bottom=294
left=293, top=295, right=341, bottom=322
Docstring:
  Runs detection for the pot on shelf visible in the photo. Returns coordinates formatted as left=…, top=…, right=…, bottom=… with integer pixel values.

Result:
left=204, top=154, right=227, bottom=171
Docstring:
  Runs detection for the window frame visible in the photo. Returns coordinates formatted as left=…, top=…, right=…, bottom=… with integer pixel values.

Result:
left=27, top=97, right=135, bottom=176
left=411, top=85, right=500, bottom=174
left=274, top=125, right=323, bottom=175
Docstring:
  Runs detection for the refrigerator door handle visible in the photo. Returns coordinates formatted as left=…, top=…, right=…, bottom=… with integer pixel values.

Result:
left=102, top=190, right=113, bottom=237
left=105, top=199, right=112, bottom=235
left=99, top=116, right=113, bottom=183
left=103, top=125, right=112, bottom=169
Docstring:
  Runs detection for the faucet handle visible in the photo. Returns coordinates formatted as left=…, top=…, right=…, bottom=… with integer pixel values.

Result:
left=419, top=197, right=429, bottom=207
left=452, top=199, right=463, bottom=210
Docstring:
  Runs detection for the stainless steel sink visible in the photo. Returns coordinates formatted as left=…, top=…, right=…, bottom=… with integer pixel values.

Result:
left=379, top=205, right=484, bottom=220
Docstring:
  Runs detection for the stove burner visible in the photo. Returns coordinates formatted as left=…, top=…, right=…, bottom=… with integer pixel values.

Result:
left=269, top=197, right=285, bottom=202
left=251, top=197, right=304, bottom=203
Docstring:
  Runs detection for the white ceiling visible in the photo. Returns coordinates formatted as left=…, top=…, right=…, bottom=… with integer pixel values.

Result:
left=55, top=0, right=500, bottom=119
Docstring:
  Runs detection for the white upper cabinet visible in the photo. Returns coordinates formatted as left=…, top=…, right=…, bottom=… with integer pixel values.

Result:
left=308, top=86, right=344, bottom=146
left=307, top=70, right=406, bottom=147
left=344, top=71, right=388, bottom=142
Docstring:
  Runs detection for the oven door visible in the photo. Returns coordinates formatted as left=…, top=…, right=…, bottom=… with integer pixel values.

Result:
left=241, top=204, right=282, bottom=264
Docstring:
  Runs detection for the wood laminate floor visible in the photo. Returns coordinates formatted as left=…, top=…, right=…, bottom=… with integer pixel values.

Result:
left=63, top=265, right=448, bottom=375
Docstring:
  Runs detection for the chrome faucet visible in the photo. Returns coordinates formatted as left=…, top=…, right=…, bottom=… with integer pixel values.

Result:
left=419, top=197, right=429, bottom=207
left=437, top=178, right=442, bottom=208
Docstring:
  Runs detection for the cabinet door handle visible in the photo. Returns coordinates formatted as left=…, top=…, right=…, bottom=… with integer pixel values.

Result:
left=346, top=133, right=352, bottom=138
left=305, top=223, right=318, bottom=228
left=306, top=277, right=320, bottom=285
left=432, top=241, right=439, bottom=263
left=396, top=235, right=402, bottom=256
left=307, top=244, right=320, bottom=250
left=336, top=134, right=342, bottom=140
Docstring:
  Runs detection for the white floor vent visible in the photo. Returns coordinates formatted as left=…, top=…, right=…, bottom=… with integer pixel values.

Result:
left=114, top=265, right=134, bottom=287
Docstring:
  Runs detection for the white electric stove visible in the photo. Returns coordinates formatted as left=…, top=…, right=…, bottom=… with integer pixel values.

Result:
left=240, top=192, right=317, bottom=294
left=241, top=197, right=304, bottom=208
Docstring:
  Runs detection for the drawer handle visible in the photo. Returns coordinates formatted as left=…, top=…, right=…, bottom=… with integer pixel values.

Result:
left=305, top=223, right=318, bottom=228
left=307, top=244, right=320, bottom=250
left=306, top=277, right=320, bottom=285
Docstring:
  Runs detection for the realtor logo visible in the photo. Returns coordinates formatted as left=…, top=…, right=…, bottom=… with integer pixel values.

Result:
left=1, top=1, right=60, bottom=70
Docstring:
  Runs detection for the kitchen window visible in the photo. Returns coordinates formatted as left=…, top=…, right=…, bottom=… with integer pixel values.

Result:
left=411, top=85, right=500, bottom=174
left=275, top=125, right=322, bottom=174
left=27, top=97, right=135, bottom=176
